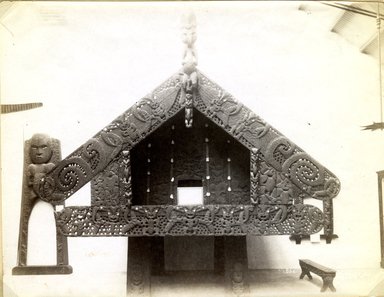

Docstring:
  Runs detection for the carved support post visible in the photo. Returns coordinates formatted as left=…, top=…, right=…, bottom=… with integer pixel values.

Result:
left=13, top=134, right=72, bottom=275
left=150, top=237, right=165, bottom=276
left=320, top=198, right=338, bottom=244
left=224, top=236, right=249, bottom=296
left=56, top=223, right=69, bottom=266
left=127, top=237, right=151, bottom=297
left=214, top=236, right=225, bottom=275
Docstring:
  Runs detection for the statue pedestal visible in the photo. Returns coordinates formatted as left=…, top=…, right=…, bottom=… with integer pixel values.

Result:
left=12, top=265, right=72, bottom=275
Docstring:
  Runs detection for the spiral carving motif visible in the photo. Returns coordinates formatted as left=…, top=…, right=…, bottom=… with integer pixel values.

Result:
left=312, top=177, right=341, bottom=199
left=282, top=153, right=325, bottom=189
left=54, top=157, right=91, bottom=193
left=265, top=137, right=296, bottom=171
left=308, top=206, right=324, bottom=223
left=82, top=139, right=106, bottom=171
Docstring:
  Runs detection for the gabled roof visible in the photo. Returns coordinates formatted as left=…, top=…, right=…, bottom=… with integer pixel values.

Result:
left=38, top=70, right=340, bottom=203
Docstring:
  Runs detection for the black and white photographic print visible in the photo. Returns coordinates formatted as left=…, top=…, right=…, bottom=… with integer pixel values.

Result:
left=1, top=1, right=384, bottom=296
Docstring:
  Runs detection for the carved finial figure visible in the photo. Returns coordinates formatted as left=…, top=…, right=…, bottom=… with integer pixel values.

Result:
left=181, top=11, right=197, bottom=78
left=27, top=133, right=55, bottom=198
left=181, top=11, right=198, bottom=128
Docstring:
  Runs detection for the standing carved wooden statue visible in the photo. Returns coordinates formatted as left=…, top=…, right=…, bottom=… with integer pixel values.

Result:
left=12, top=133, right=72, bottom=275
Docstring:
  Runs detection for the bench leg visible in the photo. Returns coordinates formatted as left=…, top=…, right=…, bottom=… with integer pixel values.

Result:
left=299, top=269, right=312, bottom=280
left=321, top=276, right=336, bottom=292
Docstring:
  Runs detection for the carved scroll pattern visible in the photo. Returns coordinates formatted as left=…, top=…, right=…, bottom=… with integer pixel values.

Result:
left=38, top=75, right=183, bottom=203
left=55, top=204, right=324, bottom=237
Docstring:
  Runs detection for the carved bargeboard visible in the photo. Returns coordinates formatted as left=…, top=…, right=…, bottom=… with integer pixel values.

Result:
left=35, top=71, right=340, bottom=208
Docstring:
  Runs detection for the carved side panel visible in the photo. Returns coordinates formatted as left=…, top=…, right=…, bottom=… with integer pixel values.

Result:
left=250, top=149, right=259, bottom=204
left=91, top=150, right=132, bottom=207
left=14, top=134, right=71, bottom=274
left=91, top=162, right=120, bottom=206
left=258, top=160, right=296, bottom=206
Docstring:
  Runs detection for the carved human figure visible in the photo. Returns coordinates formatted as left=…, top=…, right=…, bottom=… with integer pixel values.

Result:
left=17, top=133, right=56, bottom=266
left=231, top=262, right=247, bottom=296
left=259, top=168, right=275, bottom=194
left=28, top=134, right=55, bottom=199
left=130, top=263, right=144, bottom=294
left=272, top=179, right=293, bottom=204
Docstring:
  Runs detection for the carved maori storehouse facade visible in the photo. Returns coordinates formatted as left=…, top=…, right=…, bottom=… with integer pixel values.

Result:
left=13, top=13, right=340, bottom=297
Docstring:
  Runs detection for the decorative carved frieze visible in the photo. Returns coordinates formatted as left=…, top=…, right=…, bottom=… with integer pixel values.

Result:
left=55, top=204, right=323, bottom=237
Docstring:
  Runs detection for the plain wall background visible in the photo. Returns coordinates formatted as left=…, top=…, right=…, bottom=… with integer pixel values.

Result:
left=1, top=1, right=384, bottom=296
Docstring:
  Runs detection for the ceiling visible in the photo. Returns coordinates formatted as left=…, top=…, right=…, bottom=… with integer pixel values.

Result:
left=299, top=1, right=383, bottom=62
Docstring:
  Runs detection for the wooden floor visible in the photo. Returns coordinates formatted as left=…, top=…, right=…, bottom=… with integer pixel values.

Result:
left=150, top=269, right=384, bottom=297
left=3, top=268, right=384, bottom=297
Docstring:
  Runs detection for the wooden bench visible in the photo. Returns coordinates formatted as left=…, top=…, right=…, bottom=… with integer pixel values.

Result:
left=299, top=259, right=336, bottom=292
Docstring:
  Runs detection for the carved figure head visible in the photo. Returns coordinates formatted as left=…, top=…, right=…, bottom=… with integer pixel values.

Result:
left=29, top=133, right=53, bottom=164
left=181, top=13, right=197, bottom=45
left=232, top=262, right=244, bottom=283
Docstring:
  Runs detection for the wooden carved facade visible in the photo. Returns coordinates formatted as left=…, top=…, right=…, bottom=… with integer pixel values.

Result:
left=13, top=69, right=340, bottom=296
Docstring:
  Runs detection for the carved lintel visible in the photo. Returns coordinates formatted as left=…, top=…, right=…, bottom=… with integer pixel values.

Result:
left=56, top=204, right=324, bottom=237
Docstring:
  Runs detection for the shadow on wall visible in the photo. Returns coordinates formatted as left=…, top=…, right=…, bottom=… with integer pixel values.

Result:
left=247, top=236, right=293, bottom=270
